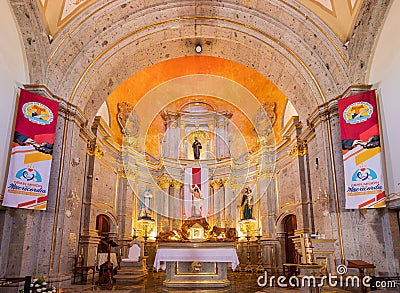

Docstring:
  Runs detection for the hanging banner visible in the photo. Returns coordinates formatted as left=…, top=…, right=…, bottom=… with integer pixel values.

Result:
left=2, top=89, right=58, bottom=210
left=338, top=90, right=386, bottom=209
left=184, top=168, right=209, bottom=218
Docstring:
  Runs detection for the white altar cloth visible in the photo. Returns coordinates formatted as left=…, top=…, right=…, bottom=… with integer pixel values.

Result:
left=97, top=252, right=118, bottom=267
left=154, top=248, right=239, bottom=271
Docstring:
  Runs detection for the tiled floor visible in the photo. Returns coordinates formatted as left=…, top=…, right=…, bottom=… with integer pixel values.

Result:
left=60, top=272, right=382, bottom=293
left=61, top=272, right=289, bottom=292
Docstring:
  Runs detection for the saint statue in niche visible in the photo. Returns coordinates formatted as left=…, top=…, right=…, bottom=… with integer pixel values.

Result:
left=192, top=137, right=202, bottom=160
left=241, top=187, right=254, bottom=220
left=191, top=185, right=203, bottom=218
left=140, top=189, right=153, bottom=219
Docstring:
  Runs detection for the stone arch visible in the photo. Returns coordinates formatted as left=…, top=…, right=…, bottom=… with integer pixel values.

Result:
left=96, top=210, right=118, bottom=236
left=348, top=0, right=392, bottom=84
left=11, top=0, right=350, bottom=120
left=275, top=212, right=298, bottom=264
left=275, top=210, right=297, bottom=235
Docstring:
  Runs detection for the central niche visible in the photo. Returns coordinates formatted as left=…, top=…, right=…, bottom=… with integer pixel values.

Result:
left=161, top=101, right=232, bottom=160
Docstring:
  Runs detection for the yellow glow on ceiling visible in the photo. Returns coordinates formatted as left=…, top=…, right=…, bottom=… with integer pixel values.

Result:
left=106, top=56, right=287, bottom=159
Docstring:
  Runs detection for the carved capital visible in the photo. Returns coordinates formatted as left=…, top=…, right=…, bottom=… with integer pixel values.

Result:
left=118, top=167, right=137, bottom=179
left=87, top=140, right=104, bottom=159
left=259, top=165, right=275, bottom=178
left=288, top=138, right=308, bottom=159
left=172, top=180, right=183, bottom=189
left=225, top=178, right=237, bottom=191
left=157, top=175, right=173, bottom=189
left=210, top=178, right=227, bottom=190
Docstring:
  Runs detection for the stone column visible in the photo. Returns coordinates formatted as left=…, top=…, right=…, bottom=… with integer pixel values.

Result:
left=288, top=136, right=313, bottom=234
left=276, top=232, right=286, bottom=268
left=0, top=86, right=91, bottom=282
left=316, top=88, right=400, bottom=274
left=79, top=138, right=105, bottom=267
left=117, top=167, right=135, bottom=246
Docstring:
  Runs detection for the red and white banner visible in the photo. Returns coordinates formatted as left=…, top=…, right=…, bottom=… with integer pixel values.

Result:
left=184, top=168, right=209, bottom=218
left=2, top=89, right=58, bottom=210
left=338, top=90, right=386, bottom=209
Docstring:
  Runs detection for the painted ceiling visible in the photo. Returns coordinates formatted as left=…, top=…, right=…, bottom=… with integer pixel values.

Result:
left=38, top=0, right=362, bottom=42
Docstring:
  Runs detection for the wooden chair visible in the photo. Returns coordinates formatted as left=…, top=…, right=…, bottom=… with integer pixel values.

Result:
left=73, top=254, right=96, bottom=285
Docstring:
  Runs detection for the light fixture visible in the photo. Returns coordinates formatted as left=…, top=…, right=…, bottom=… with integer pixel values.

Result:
left=195, top=44, right=202, bottom=54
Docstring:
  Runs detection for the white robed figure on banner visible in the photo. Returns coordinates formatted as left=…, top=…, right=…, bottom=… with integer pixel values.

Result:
left=140, top=189, right=153, bottom=219
left=191, top=185, right=203, bottom=218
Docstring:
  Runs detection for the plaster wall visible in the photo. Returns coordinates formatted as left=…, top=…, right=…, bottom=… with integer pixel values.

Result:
left=369, top=0, right=400, bottom=195
left=0, top=1, right=28, bottom=191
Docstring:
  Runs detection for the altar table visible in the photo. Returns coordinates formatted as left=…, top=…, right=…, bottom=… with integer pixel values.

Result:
left=97, top=253, right=118, bottom=267
left=154, top=243, right=239, bottom=288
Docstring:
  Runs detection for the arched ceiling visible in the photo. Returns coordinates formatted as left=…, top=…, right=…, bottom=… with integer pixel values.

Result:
left=38, top=0, right=363, bottom=42
left=28, top=0, right=354, bottom=148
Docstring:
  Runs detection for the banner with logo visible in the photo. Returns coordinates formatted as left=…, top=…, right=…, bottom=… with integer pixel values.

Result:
left=2, top=89, right=58, bottom=210
left=338, top=90, right=386, bottom=209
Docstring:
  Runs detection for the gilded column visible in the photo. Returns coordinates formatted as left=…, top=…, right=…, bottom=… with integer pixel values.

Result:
left=157, top=175, right=173, bottom=224
left=225, top=178, right=237, bottom=227
left=179, top=121, right=185, bottom=158
left=172, top=180, right=183, bottom=219
left=208, top=122, right=215, bottom=159
left=210, top=179, right=224, bottom=226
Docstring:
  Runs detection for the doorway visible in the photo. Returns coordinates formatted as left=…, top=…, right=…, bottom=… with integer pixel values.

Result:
left=96, top=214, right=110, bottom=253
left=283, top=214, right=297, bottom=264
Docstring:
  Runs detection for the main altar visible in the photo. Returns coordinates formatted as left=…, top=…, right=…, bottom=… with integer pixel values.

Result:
left=154, top=219, right=238, bottom=288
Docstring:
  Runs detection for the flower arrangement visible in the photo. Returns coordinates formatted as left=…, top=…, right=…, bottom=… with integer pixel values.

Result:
left=19, top=277, right=57, bottom=293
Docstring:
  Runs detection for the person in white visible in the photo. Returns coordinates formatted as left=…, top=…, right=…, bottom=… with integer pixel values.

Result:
left=191, top=185, right=203, bottom=218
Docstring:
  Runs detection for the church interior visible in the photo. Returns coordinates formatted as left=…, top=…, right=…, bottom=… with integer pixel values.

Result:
left=0, top=0, right=400, bottom=292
